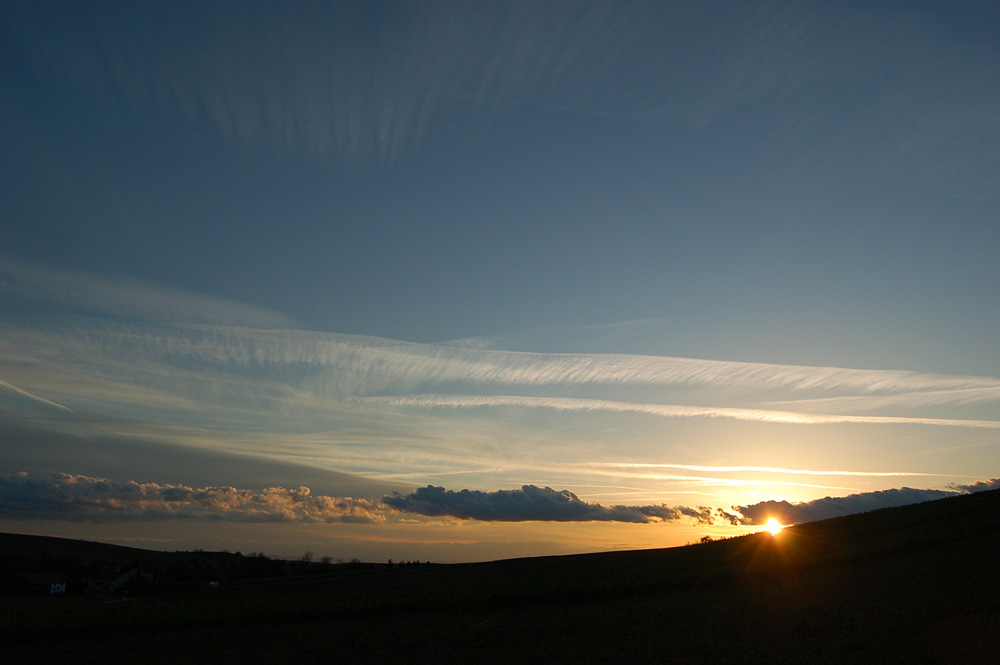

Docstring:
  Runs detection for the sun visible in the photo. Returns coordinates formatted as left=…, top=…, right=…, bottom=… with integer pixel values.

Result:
left=766, top=517, right=782, bottom=536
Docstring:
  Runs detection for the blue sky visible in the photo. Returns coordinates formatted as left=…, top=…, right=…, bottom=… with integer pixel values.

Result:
left=1, top=1, right=998, bottom=561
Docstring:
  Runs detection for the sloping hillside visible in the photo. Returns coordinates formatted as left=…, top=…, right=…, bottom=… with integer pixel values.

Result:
left=2, top=489, right=998, bottom=663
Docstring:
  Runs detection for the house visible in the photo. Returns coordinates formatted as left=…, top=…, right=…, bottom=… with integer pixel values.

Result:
left=109, top=567, right=154, bottom=593
left=13, top=573, right=67, bottom=595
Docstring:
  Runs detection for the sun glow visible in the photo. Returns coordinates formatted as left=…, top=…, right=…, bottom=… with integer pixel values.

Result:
left=766, top=518, right=783, bottom=536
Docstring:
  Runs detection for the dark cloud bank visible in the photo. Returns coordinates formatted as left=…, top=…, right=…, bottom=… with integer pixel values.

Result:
left=733, top=478, right=1000, bottom=525
left=3, top=473, right=997, bottom=528
left=384, top=480, right=1000, bottom=526
left=382, top=484, right=720, bottom=524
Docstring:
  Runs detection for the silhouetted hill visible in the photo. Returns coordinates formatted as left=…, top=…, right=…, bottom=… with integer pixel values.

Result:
left=0, top=531, right=176, bottom=567
left=0, top=531, right=294, bottom=594
left=2, top=488, right=998, bottom=663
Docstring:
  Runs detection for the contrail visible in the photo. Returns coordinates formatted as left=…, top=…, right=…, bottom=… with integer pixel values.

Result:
left=0, top=378, right=72, bottom=412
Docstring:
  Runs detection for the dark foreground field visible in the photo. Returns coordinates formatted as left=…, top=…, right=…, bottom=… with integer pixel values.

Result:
left=3, top=489, right=999, bottom=664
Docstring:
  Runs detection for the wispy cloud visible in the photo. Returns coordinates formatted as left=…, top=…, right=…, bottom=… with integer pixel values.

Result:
left=0, top=378, right=71, bottom=412
left=363, top=394, right=1000, bottom=430
left=5, top=257, right=998, bottom=408
left=3, top=261, right=997, bottom=502
left=10, top=315, right=997, bottom=407
left=578, top=463, right=932, bottom=478
left=13, top=1, right=997, bottom=194
left=759, top=387, right=1000, bottom=412
left=8, top=306, right=999, bottom=437
left=13, top=2, right=657, bottom=163
left=0, top=258, right=295, bottom=328
left=0, top=472, right=385, bottom=524
left=356, top=350, right=1000, bottom=395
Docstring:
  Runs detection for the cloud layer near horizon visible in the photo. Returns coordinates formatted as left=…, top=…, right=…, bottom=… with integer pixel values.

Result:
left=0, top=472, right=384, bottom=524
left=384, top=480, right=1000, bottom=526
left=2, top=259, right=998, bottom=526
left=382, top=484, right=719, bottom=524
left=734, top=478, right=1000, bottom=525
left=3, top=472, right=997, bottom=528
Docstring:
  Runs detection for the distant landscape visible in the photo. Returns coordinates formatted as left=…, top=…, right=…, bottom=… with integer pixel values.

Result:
left=3, top=489, right=998, bottom=664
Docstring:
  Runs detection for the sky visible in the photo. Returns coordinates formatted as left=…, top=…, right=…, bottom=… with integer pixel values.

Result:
left=1, top=1, right=998, bottom=562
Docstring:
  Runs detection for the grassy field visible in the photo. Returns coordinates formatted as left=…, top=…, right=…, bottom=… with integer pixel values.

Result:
left=3, top=489, right=999, bottom=663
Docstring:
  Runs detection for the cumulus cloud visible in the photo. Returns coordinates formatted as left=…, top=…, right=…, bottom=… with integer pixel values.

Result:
left=952, top=478, right=1000, bottom=493
left=0, top=472, right=385, bottom=524
left=382, top=484, right=717, bottom=524
left=8, top=472, right=997, bottom=530
left=732, top=479, right=1000, bottom=525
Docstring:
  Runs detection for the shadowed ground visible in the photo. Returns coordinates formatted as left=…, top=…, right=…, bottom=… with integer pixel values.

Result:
left=3, top=489, right=999, bottom=663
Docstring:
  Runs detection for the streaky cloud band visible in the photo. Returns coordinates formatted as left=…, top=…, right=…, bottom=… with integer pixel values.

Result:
left=361, top=394, right=1000, bottom=429
left=578, top=463, right=933, bottom=477
left=0, top=258, right=296, bottom=329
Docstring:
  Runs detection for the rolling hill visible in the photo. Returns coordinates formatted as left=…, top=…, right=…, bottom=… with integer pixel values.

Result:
left=2, top=488, right=998, bottom=663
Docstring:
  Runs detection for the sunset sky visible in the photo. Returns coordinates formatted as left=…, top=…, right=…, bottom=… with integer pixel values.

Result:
left=2, top=1, right=998, bottom=562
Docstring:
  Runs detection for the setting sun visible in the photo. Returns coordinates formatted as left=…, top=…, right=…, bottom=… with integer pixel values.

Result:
left=1, top=0, right=998, bottom=569
left=767, top=518, right=783, bottom=536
